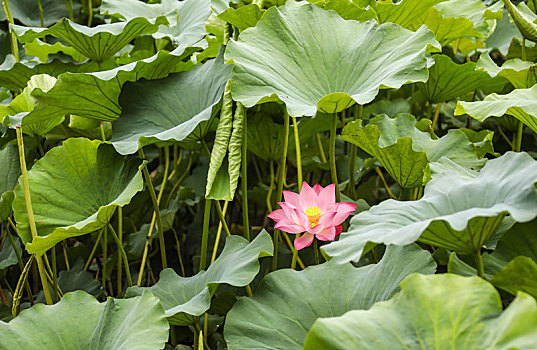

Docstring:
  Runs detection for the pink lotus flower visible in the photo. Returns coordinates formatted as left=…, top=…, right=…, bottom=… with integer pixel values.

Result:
left=268, top=182, right=356, bottom=250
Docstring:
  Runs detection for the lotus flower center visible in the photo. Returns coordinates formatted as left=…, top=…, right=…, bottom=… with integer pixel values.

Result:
left=305, top=207, right=321, bottom=228
left=305, top=206, right=321, bottom=217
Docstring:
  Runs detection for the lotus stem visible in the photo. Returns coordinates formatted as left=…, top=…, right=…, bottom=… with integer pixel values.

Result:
left=1, top=0, right=19, bottom=62
left=15, top=126, right=53, bottom=305
left=266, top=161, right=275, bottom=212
left=431, top=103, right=442, bottom=131
left=117, top=207, right=123, bottom=295
left=210, top=201, right=229, bottom=265
left=36, top=0, right=44, bottom=27
left=273, top=109, right=290, bottom=271
left=514, top=122, right=524, bottom=152
left=12, top=255, right=33, bottom=317
left=51, top=246, right=59, bottom=301
left=475, top=249, right=485, bottom=279
left=83, top=227, right=104, bottom=271
left=64, top=0, right=74, bottom=21
left=241, top=105, right=250, bottom=240
left=313, top=238, right=319, bottom=265
left=108, top=224, right=132, bottom=289
left=5, top=222, right=34, bottom=304
left=375, top=167, right=397, bottom=200
left=200, top=198, right=212, bottom=271
left=330, top=113, right=341, bottom=202
left=292, top=117, right=303, bottom=191
left=87, top=0, right=93, bottom=27
left=102, top=225, right=107, bottom=291
left=348, top=105, right=362, bottom=199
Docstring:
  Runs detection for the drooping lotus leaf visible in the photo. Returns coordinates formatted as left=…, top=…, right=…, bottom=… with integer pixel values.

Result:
left=0, top=290, right=169, bottom=350
left=455, top=84, right=537, bottom=133
left=11, top=17, right=168, bottom=63
left=126, top=230, right=273, bottom=326
left=477, top=53, right=536, bottom=89
left=19, top=46, right=199, bottom=132
left=407, top=7, right=483, bottom=46
left=225, top=2, right=439, bottom=117
left=503, top=0, right=537, bottom=44
left=304, top=274, right=537, bottom=350
left=0, top=55, right=101, bottom=92
left=0, top=74, right=62, bottom=135
left=24, top=39, right=88, bottom=63
left=12, top=138, right=144, bottom=255
left=217, top=4, right=263, bottom=32
left=102, top=0, right=211, bottom=47
left=224, top=244, right=436, bottom=350
left=340, top=114, right=490, bottom=188
left=418, top=55, right=507, bottom=103
left=435, top=0, right=503, bottom=38
left=111, top=49, right=231, bottom=155
left=491, top=256, right=537, bottom=299
left=323, top=152, right=537, bottom=263
left=1, top=0, right=79, bottom=27
left=0, top=145, right=21, bottom=222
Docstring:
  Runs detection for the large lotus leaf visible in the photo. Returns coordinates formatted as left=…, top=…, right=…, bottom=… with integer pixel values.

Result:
left=126, top=231, right=273, bottom=326
left=304, top=274, right=537, bottom=350
left=18, top=47, right=198, bottom=134
left=487, top=9, right=523, bottom=55
left=11, top=17, right=168, bottom=63
left=477, top=53, right=536, bottom=89
left=0, top=55, right=101, bottom=92
left=0, top=290, right=169, bottom=350
left=323, top=152, right=537, bottom=263
left=455, top=84, right=537, bottom=133
left=435, top=0, right=503, bottom=38
left=374, top=0, right=448, bottom=28
left=492, top=257, right=537, bottom=299
left=102, top=0, right=211, bottom=47
left=0, top=0, right=80, bottom=27
left=0, top=145, right=20, bottom=222
left=24, top=39, right=88, bottom=63
left=218, top=4, right=263, bottom=32
left=224, top=244, right=436, bottom=350
left=111, top=49, right=231, bottom=155
left=225, top=2, right=439, bottom=117
left=308, top=0, right=376, bottom=22
left=340, top=114, right=489, bottom=188
left=419, top=55, right=506, bottom=103
left=407, top=7, right=483, bottom=46
left=12, top=138, right=144, bottom=255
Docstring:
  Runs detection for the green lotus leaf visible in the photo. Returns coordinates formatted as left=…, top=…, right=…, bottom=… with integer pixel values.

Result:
left=407, top=7, right=483, bottom=46
left=419, top=55, right=506, bottom=103
left=12, top=138, right=144, bottom=255
left=224, top=244, right=436, bottom=350
left=340, top=114, right=490, bottom=188
left=24, top=39, right=87, bottom=63
left=323, top=152, right=537, bottom=263
left=309, top=0, right=375, bottom=21
left=101, top=0, right=181, bottom=21
left=455, top=84, right=537, bottom=133
left=218, top=4, right=263, bottom=32
left=1, top=0, right=79, bottom=27
left=0, top=145, right=21, bottom=222
left=0, top=290, right=169, bottom=350
left=374, top=0, right=448, bottom=28
left=477, top=53, right=536, bottom=89
left=126, top=230, right=273, bottom=326
left=11, top=17, right=168, bottom=63
left=486, top=8, right=523, bottom=55
left=503, top=0, right=537, bottom=43
left=0, top=55, right=101, bottom=92
left=19, top=47, right=199, bottom=133
left=225, top=2, right=439, bottom=117
left=0, top=235, right=21, bottom=270
left=492, top=256, right=537, bottom=299
left=111, top=49, right=231, bottom=155
left=304, top=274, right=537, bottom=350
left=435, top=0, right=503, bottom=38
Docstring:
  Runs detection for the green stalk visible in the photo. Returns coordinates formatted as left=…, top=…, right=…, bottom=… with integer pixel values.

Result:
left=266, top=161, right=274, bottom=212
left=15, top=126, right=53, bottom=305
left=348, top=105, right=362, bottom=199
left=64, top=0, right=74, bottom=20
left=272, top=110, right=290, bottom=271
left=315, top=134, right=327, bottom=163
left=102, top=225, right=107, bottom=290
left=241, top=106, right=250, bottom=240
left=12, top=256, right=33, bottom=317
left=210, top=201, right=229, bottom=265
left=108, top=224, right=132, bottom=289
left=83, top=228, right=104, bottom=271
left=87, top=0, right=93, bottom=27
left=522, top=37, right=527, bottom=61
left=313, top=238, right=319, bottom=265
left=200, top=199, right=212, bottom=271
left=6, top=223, right=34, bottom=304
left=2, top=0, right=19, bottom=62
left=117, top=207, right=123, bottom=295
left=292, top=117, right=303, bottom=191
left=431, top=103, right=442, bottom=131
left=36, top=0, right=44, bottom=27
left=51, top=247, right=59, bottom=302
left=330, top=113, right=341, bottom=202
left=514, top=122, right=524, bottom=152
left=138, top=148, right=167, bottom=269
left=475, top=249, right=485, bottom=279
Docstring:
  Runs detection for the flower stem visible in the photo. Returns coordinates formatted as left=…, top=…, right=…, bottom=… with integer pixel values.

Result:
left=330, top=113, right=340, bottom=202
left=108, top=224, right=132, bottom=289
left=475, top=248, right=485, bottom=279
left=241, top=106, right=250, bottom=240
left=273, top=109, right=290, bottom=271
left=200, top=198, right=212, bottom=271
left=138, top=148, right=167, bottom=269
left=313, top=238, right=319, bottom=265
left=348, top=105, right=362, bottom=199
left=15, top=126, right=53, bottom=305
left=292, top=117, right=302, bottom=191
